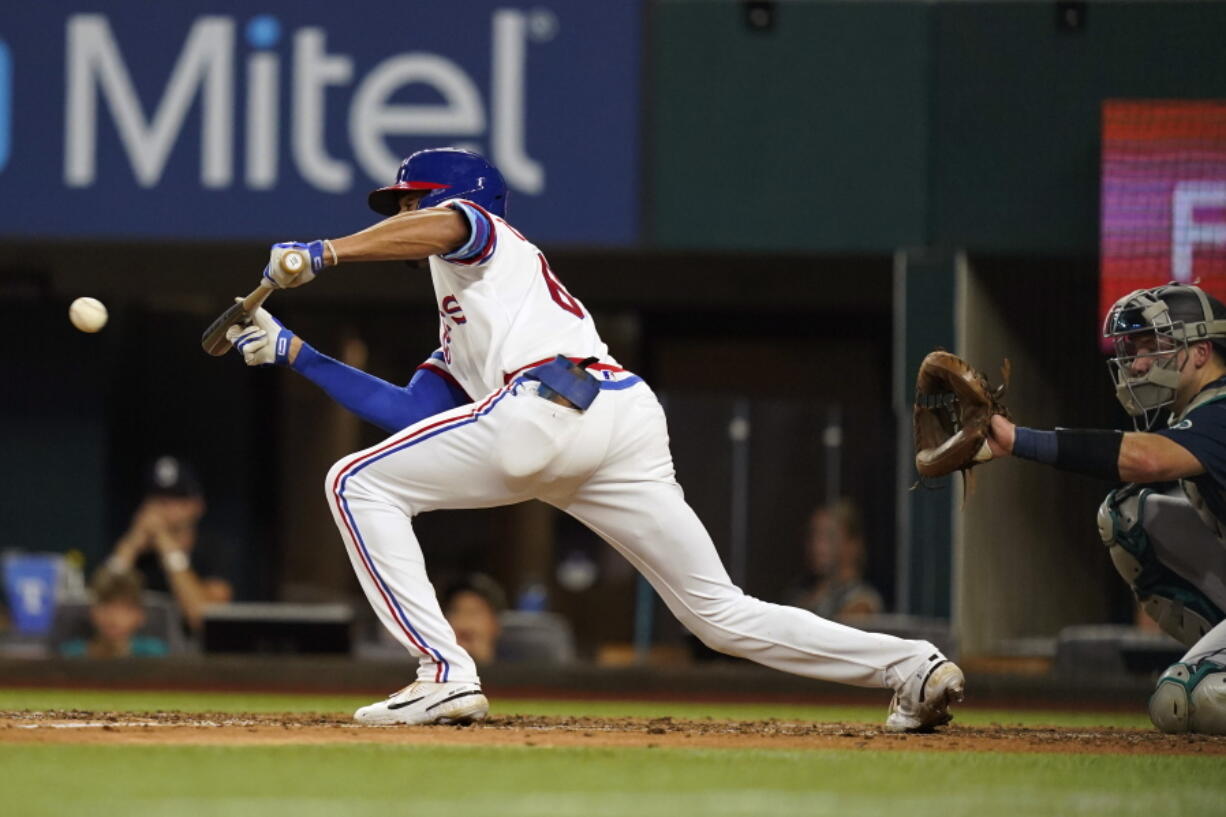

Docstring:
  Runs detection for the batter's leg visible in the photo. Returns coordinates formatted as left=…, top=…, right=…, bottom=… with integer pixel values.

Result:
left=559, top=480, right=938, bottom=689
left=545, top=383, right=946, bottom=692
left=326, top=386, right=540, bottom=685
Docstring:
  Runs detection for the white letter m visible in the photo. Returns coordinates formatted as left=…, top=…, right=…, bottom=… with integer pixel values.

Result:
left=65, top=15, right=233, bottom=188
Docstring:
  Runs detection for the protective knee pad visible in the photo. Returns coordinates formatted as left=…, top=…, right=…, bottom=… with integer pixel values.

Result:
left=1097, top=487, right=1224, bottom=647
left=1149, top=660, right=1226, bottom=734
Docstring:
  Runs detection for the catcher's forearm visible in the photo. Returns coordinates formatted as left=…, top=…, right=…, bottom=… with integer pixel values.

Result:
left=1011, top=427, right=1204, bottom=482
left=1012, top=427, right=1122, bottom=481
left=1005, top=421, right=1206, bottom=480
left=329, top=209, right=468, bottom=263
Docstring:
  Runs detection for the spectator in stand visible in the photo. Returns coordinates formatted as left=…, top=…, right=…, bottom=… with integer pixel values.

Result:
left=59, top=568, right=167, bottom=658
left=441, top=574, right=508, bottom=665
left=786, top=499, right=885, bottom=622
left=104, top=456, right=233, bottom=633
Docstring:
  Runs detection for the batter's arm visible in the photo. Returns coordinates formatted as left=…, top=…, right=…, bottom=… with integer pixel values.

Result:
left=327, top=208, right=469, bottom=264
left=289, top=341, right=470, bottom=432
left=226, top=308, right=469, bottom=430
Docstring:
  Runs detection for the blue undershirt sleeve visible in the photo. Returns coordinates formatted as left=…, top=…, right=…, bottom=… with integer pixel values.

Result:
left=290, top=342, right=469, bottom=433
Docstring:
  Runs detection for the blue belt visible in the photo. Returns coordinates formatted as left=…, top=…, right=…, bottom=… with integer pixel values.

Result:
left=522, top=355, right=601, bottom=411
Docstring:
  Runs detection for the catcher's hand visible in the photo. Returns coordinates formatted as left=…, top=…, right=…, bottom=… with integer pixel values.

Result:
left=913, top=349, right=1010, bottom=479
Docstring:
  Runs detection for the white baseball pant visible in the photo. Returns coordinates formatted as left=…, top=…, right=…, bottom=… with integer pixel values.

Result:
left=326, top=374, right=939, bottom=689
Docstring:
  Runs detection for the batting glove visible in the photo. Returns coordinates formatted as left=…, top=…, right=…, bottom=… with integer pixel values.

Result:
left=225, top=306, right=294, bottom=367
left=262, top=240, right=331, bottom=289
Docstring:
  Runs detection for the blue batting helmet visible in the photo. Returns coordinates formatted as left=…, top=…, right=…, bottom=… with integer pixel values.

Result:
left=368, top=148, right=508, bottom=217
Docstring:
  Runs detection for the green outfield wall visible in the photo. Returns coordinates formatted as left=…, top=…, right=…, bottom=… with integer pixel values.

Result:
left=651, top=0, right=1226, bottom=254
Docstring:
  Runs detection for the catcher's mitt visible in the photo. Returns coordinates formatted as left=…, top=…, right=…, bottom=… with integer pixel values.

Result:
left=913, top=349, right=1010, bottom=479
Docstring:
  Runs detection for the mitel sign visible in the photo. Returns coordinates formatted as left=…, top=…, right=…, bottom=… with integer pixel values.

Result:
left=64, top=13, right=548, bottom=195
left=0, top=3, right=641, bottom=243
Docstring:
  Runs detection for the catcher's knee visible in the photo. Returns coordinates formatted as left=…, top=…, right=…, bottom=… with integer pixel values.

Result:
left=1149, top=659, right=1226, bottom=734
left=1097, top=486, right=1223, bottom=648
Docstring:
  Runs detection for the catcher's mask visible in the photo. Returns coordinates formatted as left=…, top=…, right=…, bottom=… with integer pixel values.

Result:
left=1103, top=283, right=1226, bottom=429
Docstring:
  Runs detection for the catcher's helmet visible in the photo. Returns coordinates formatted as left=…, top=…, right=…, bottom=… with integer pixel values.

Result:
left=1103, top=282, right=1226, bottom=428
left=368, top=148, right=508, bottom=218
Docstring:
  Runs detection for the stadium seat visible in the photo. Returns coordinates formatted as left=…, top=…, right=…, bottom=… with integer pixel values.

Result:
left=497, top=611, right=576, bottom=664
left=46, top=591, right=189, bottom=655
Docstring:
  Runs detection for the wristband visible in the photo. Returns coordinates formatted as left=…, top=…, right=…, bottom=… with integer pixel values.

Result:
left=273, top=328, right=294, bottom=366
left=162, top=550, right=191, bottom=573
left=1054, top=428, right=1123, bottom=482
left=1012, top=427, right=1057, bottom=464
left=305, top=240, right=329, bottom=273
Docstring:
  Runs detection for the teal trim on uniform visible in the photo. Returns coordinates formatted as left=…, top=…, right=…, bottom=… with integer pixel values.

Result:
left=1183, top=659, right=1226, bottom=690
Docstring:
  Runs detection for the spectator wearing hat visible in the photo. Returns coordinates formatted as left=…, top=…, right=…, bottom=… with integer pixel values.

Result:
left=104, top=456, right=233, bottom=632
left=59, top=567, right=168, bottom=658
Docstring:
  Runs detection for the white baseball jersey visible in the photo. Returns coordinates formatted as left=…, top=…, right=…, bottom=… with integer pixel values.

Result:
left=428, top=200, right=616, bottom=399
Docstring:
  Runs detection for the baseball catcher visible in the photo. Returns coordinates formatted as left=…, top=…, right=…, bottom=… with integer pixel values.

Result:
left=987, top=283, right=1226, bottom=735
left=913, top=349, right=1009, bottom=481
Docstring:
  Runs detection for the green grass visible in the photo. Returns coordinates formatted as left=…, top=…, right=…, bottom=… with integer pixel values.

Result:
left=1, top=687, right=1210, bottom=817
left=4, top=744, right=1221, bottom=817
left=0, top=687, right=1153, bottom=728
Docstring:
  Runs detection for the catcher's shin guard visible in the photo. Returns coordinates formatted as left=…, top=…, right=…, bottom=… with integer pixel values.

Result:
left=1097, top=486, right=1224, bottom=647
left=1149, top=659, right=1226, bottom=734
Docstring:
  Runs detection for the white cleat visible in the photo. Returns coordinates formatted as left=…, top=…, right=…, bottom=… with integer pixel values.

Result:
left=884, top=654, right=965, bottom=733
left=354, top=681, right=489, bottom=726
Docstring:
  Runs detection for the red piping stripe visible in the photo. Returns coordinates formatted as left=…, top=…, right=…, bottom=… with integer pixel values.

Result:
left=503, top=357, right=625, bottom=385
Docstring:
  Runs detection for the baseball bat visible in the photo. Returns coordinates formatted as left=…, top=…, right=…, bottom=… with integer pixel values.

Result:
left=200, top=249, right=305, bottom=356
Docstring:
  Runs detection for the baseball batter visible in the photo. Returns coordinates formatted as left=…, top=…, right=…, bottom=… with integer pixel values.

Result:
left=226, top=148, right=963, bottom=730
left=987, top=283, right=1226, bottom=734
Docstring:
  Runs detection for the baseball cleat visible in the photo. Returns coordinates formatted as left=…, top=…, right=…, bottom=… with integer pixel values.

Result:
left=354, top=680, right=489, bottom=726
left=884, top=654, right=965, bottom=733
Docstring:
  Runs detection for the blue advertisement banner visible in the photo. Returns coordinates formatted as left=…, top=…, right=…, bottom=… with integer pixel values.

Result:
left=0, top=2, right=640, bottom=244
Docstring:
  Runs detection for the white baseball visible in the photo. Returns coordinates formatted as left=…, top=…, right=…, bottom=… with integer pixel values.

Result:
left=69, top=297, right=108, bottom=333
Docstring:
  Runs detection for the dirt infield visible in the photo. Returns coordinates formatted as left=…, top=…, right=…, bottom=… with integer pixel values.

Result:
left=3, top=710, right=1224, bottom=754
